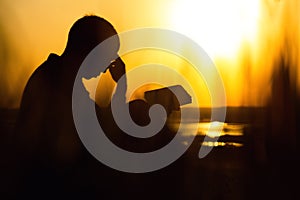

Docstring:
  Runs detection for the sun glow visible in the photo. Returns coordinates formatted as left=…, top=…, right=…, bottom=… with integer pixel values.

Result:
left=170, top=0, right=260, bottom=59
left=2, top=0, right=292, bottom=108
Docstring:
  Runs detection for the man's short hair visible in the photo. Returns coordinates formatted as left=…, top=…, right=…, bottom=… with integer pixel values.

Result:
left=66, top=15, right=118, bottom=54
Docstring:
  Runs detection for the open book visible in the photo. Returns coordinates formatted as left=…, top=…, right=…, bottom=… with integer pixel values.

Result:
left=144, top=85, right=192, bottom=113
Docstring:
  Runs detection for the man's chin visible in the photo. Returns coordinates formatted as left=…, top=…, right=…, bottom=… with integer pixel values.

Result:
left=103, top=67, right=109, bottom=73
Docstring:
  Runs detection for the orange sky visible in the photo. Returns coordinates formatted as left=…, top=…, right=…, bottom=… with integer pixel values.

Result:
left=0, top=0, right=299, bottom=108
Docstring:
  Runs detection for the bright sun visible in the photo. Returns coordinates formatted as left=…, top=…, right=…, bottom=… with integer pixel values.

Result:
left=170, top=0, right=260, bottom=58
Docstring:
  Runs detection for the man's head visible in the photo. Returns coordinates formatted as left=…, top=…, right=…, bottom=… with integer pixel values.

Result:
left=65, top=15, right=119, bottom=57
left=63, top=15, right=124, bottom=81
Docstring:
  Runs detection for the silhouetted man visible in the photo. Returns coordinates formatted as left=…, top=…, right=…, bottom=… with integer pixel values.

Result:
left=14, top=15, right=184, bottom=200
left=14, top=15, right=126, bottom=199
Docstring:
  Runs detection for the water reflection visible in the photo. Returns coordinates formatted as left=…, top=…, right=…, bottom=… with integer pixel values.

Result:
left=170, top=121, right=245, bottom=147
left=201, top=141, right=243, bottom=147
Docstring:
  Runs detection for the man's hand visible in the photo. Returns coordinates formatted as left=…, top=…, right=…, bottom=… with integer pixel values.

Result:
left=109, top=57, right=126, bottom=82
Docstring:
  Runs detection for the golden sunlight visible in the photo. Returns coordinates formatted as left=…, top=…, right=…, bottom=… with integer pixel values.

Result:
left=1, top=0, right=298, bottom=108
left=170, top=0, right=260, bottom=59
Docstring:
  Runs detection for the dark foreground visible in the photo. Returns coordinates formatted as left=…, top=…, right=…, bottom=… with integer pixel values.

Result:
left=1, top=108, right=299, bottom=199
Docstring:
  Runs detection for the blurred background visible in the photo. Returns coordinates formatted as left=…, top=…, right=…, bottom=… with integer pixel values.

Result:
left=0, top=0, right=299, bottom=199
left=0, top=0, right=298, bottom=108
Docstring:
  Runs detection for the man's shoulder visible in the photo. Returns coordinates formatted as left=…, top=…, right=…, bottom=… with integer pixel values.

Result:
left=25, top=54, right=61, bottom=90
left=31, top=54, right=60, bottom=79
left=35, top=53, right=60, bottom=73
